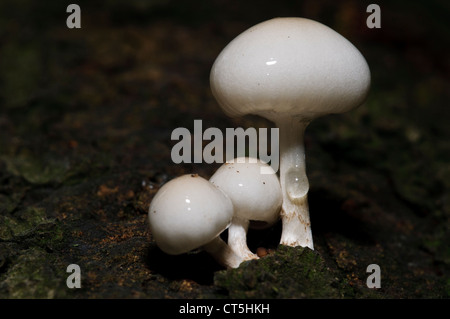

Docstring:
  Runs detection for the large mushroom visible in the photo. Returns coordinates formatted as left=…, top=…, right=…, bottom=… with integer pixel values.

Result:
left=148, top=174, right=242, bottom=268
left=210, top=17, right=371, bottom=249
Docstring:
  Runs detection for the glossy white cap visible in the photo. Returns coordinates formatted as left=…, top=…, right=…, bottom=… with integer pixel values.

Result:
left=210, top=158, right=282, bottom=226
left=210, top=17, right=371, bottom=121
left=148, top=174, right=233, bottom=255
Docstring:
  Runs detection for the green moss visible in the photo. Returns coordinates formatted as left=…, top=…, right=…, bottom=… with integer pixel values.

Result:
left=0, top=206, right=64, bottom=252
left=0, top=207, right=46, bottom=240
left=1, top=153, right=70, bottom=185
left=214, top=246, right=342, bottom=298
left=0, top=248, right=66, bottom=298
left=0, top=206, right=67, bottom=298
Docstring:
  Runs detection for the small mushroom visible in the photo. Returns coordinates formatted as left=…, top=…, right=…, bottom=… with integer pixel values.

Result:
left=210, top=157, right=282, bottom=260
left=210, top=18, right=371, bottom=249
left=148, top=174, right=242, bottom=268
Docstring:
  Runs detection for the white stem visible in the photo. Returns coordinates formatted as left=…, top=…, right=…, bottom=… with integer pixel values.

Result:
left=202, top=236, right=244, bottom=269
left=275, top=116, right=314, bottom=249
left=227, top=216, right=259, bottom=261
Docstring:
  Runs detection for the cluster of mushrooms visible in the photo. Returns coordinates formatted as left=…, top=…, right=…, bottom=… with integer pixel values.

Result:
left=148, top=18, right=371, bottom=269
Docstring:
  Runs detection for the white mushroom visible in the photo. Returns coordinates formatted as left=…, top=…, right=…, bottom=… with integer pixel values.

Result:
left=210, top=157, right=282, bottom=260
left=210, top=17, right=371, bottom=249
left=148, top=174, right=242, bottom=268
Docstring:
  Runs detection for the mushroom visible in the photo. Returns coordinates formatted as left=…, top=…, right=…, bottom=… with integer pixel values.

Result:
left=148, top=174, right=243, bottom=268
left=209, top=157, right=282, bottom=260
left=210, top=17, right=371, bottom=249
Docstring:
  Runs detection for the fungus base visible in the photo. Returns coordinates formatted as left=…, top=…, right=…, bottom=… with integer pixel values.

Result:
left=276, top=117, right=314, bottom=249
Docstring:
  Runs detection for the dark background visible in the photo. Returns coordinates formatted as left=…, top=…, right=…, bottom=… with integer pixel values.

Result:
left=0, top=0, right=449, bottom=298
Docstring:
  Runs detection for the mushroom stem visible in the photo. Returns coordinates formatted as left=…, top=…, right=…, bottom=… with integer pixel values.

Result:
left=227, top=216, right=259, bottom=261
left=202, top=236, right=244, bottom=269
left=276, top=116, right=314, bottom=249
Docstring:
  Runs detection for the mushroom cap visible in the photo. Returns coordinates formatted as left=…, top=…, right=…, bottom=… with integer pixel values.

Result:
left=210, top=158, right=282, bottom=227
left=148, top=174, right=233, bottom=255
left=210, top=17, right=371, bottom=121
